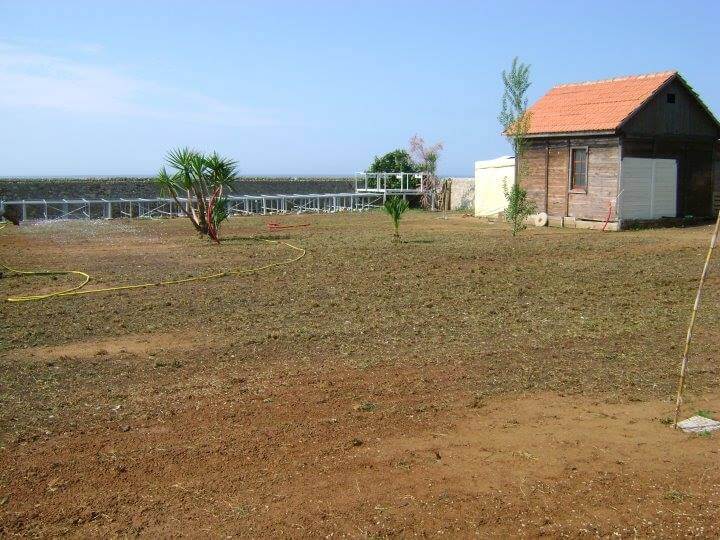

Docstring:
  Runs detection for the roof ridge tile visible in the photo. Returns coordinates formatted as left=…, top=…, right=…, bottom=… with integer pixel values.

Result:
left=554, top=70, right=676, bottom=89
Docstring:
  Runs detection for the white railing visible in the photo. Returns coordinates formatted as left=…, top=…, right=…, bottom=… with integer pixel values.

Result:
left=0, top=193, right=383, bottom=221
left=354, top=172, right=428, bottom=194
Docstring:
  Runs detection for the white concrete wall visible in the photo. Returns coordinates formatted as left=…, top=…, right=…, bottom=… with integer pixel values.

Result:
left=449, top=177, right=474, bottom=211
left=474, top=156, right=515, bottom=217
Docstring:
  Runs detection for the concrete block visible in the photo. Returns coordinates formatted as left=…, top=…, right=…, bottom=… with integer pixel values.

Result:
left=548, top=216, right=563, bottom=228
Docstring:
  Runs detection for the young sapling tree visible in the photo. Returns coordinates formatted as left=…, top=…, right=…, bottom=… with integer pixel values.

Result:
left=503, top=179, right=536, bottom=236
left=499, top=57, right=535, bottom=235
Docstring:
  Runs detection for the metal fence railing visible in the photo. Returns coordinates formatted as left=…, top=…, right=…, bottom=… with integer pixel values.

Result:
left=0, top=192, right=384, bottom=222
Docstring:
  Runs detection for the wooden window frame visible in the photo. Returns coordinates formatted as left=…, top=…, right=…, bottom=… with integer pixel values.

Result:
left=568, top=146, right=589, bottom=193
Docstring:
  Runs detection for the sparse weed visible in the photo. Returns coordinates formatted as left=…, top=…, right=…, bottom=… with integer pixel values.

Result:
left=356, top=402, right=376, bottom=412
left=664, top=490, right=687, bottom=502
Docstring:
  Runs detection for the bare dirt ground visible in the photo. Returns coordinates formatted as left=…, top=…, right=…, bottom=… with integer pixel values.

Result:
left=1, top=212, right=719, bottom=537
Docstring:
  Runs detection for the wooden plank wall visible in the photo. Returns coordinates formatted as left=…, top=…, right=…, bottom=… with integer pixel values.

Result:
left=522, top=142, right=547, bottom=213
left=520, top=137, right=620, bottom=221
left=547, top=145, right=568, bottom=216
left=714, top=143, right=720, bottom=214
left=569, top=140, right=620, bottom=221
left=622, top=79, right=719, bottom=138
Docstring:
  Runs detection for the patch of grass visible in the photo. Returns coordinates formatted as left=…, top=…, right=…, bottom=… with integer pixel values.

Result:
left=664, top=490, right=687, bottom=502
left=355, top=402, right=376, bottom=412
left=469, top=395, right=486, bottom=409
left=230, top=504, right=251, bottom=518
left=696, top=410, right=715, bottom=420
left=354, top=357, right=380, bottom=370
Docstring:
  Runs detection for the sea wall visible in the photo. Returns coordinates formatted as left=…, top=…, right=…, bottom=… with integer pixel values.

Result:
left=0, top=177, right=356, bottom=201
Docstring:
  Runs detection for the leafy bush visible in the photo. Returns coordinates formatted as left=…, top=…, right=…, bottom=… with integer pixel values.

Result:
left=368, top=149, right=417, bottom=174
left=368, top=150, right=418, bottom=189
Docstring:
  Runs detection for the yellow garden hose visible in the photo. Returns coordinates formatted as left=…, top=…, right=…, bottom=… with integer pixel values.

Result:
left=0, top=222, right=305, bottom=302
left=1, top=265, right=92, bottom=302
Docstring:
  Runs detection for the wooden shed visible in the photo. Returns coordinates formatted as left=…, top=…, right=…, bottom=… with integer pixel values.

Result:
left=520, top=71, right=720, bottom=230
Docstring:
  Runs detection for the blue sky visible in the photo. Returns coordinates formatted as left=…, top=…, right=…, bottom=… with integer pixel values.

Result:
left=1, top=0, right=719, bottom=177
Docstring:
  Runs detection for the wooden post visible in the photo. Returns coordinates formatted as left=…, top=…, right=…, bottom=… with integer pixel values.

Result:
left=673, top=210, right=720, bottom=427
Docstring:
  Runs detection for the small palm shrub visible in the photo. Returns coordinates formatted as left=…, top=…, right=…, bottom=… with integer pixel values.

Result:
left=383, top=196, right=410, bottom=241
left=157, top=148, right=237, bottom=243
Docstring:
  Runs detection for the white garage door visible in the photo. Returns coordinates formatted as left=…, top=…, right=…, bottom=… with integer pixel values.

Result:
left=620, top=158, right=677, bottom=219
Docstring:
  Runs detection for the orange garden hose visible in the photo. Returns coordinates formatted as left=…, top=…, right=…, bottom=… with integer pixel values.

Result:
left=602, top=201, right=613, bottom=231
left=267, top=222, right=310, bottom=231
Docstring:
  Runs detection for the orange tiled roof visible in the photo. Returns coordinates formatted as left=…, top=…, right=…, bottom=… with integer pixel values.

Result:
left=526, top=71, right=677, bottom=135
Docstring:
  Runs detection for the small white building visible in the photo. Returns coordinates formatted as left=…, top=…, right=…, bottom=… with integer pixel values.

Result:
left=474, top=156, right=515, bottom=217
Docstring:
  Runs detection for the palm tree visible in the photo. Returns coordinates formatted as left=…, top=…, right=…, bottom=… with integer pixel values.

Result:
left=157, top=148, right=237, bottom=243
left=383, top=196, right=409, bottom=241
